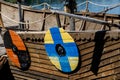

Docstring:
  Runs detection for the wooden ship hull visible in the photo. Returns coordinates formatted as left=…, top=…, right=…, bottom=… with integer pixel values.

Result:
left=0, top=1, right=120, bottom=80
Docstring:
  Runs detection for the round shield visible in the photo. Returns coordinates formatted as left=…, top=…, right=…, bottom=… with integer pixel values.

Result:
left=4, top=30, right=31, bottom=70
left=44, top=27, right=79, bottom=73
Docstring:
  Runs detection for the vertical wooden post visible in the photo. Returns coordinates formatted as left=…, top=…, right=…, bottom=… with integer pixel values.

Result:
left=63, top=16, right=66, bottom=29
left=70, top=17, right=75, bottom=31
left=86, top=0, right=89, bottom=12
left=18, top=1, right=22, bottom=29
left=63, top=0, right=76, bottom=31
left=17, top=0, right=24, bottom=30
left=101, top=13, right=107, bottom=30
left=0, top=3, right=5, bottom=29
left=41, top=12, right=46, bottom=31
left=101, top=7, right=107, bottom=30
left=56, top=14, right=61, bottom=28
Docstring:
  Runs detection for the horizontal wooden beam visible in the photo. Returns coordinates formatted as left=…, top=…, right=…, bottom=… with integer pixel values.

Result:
left=51, top=10, right=120, bottom=28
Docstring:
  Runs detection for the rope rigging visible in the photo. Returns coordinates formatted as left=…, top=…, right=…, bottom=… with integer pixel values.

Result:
left=0, top=1, right=120, bottom=25
left=31, top=2, right=62, bottom=10
left=0, top=11, right=54, bottom=25
left=31, top=1, right=120, bottom=10
left=97, top=3, right=120, bottom=13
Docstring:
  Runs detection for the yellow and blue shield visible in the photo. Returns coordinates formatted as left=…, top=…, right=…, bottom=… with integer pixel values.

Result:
left=44, top=27, right=79, bottom=73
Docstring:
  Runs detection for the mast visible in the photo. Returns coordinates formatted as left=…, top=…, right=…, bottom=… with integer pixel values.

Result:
left=86, top=0, right=89, bottom=12
left=17, top=0, right=24, bottom=30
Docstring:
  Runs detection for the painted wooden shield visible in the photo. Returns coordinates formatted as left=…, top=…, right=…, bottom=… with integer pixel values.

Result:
left=44, top=27, right=79, bottom=73
left=4, top=30, right=31, bottom=70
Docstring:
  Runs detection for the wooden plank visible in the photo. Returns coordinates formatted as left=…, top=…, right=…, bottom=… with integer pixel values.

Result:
left=30, top=52, right=49, bottom=59
left=41, top=12, right=46, bottom=31
left=8, top=31, right=120, bottom=79
left=116, top=73, right=120, bottom=80
left=89, top=71, right=117, bottom=80
left=28, top=48, right=46, bottom=55
left=56, top=14, right=61, bottom=28
left=103, top=42, right=120, bottom=53
left=30, top=57, right=51, bottom=65
left=31, top=62, right=57, bottom=71
left=101, top=49, right=119, bottom=60
left=80, top=49, right=119, bottom=68
left=100, top=75, right=117, bottom=80
left=25, top=43, right=45, bottom=50
left=11, top=66, right=68, bottom=80
left=70, top=54, right=120, bottom=79
left=29, top=66, right=68, bottom=78
left=103, top=40, right=120, bottom=49
left=79, top=45, right=94, bottom=56
left=13, top=74, right=35, bottom=80
left=12, top=70, right=53, bottom=80
left=52, top=10, right=120, bottom=28
left=73, top=61, right=120, bottom=79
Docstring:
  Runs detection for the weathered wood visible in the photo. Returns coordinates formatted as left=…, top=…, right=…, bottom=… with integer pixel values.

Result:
left=51, top=10, right=120, bottom=28
left=11, top=66, right=68, bottom=80
left=41, top=12, right=46, bottom=31
left=70, top=17, right=75, bottom=31
left=56, top=14, right=61, bottom=28
left=7, top=31, right=119, bottom=80
left=0, top=1, right=120, bottom=79
left=0, top=2, right=5, bottom=29
left=1, top=1, right=120, bottom=31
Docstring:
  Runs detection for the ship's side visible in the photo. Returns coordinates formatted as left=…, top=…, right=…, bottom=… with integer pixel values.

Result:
left=10, top=31, right=119, bottom=80
left=0, top=1, right=120, bottom=80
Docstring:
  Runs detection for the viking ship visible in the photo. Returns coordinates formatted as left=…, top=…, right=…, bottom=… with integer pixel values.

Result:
left=0, top=0, right=120, bottom=80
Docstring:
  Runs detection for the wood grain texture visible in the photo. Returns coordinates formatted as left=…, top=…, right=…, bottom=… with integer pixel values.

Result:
left=6, top=31, right=120, bottom=80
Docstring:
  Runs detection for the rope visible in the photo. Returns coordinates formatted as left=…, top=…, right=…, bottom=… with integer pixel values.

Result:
left=23, top=1, right=120, bottom=12
left=88, top=1, right=112, bottom=7
left=77, top=1, right=120, bottom=7
left=0, top=1, right=120, bottom=25
left=0, top=11, right=54, bottom=25
left=50, top=6, right=62, bottom=10
left=31, top=2, right=61, bottom=10
left=98, top=3, right=120, bottom=13
left=77, top=1, right=86, bottom=7
left=31, top=2, right=51, bottom=8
